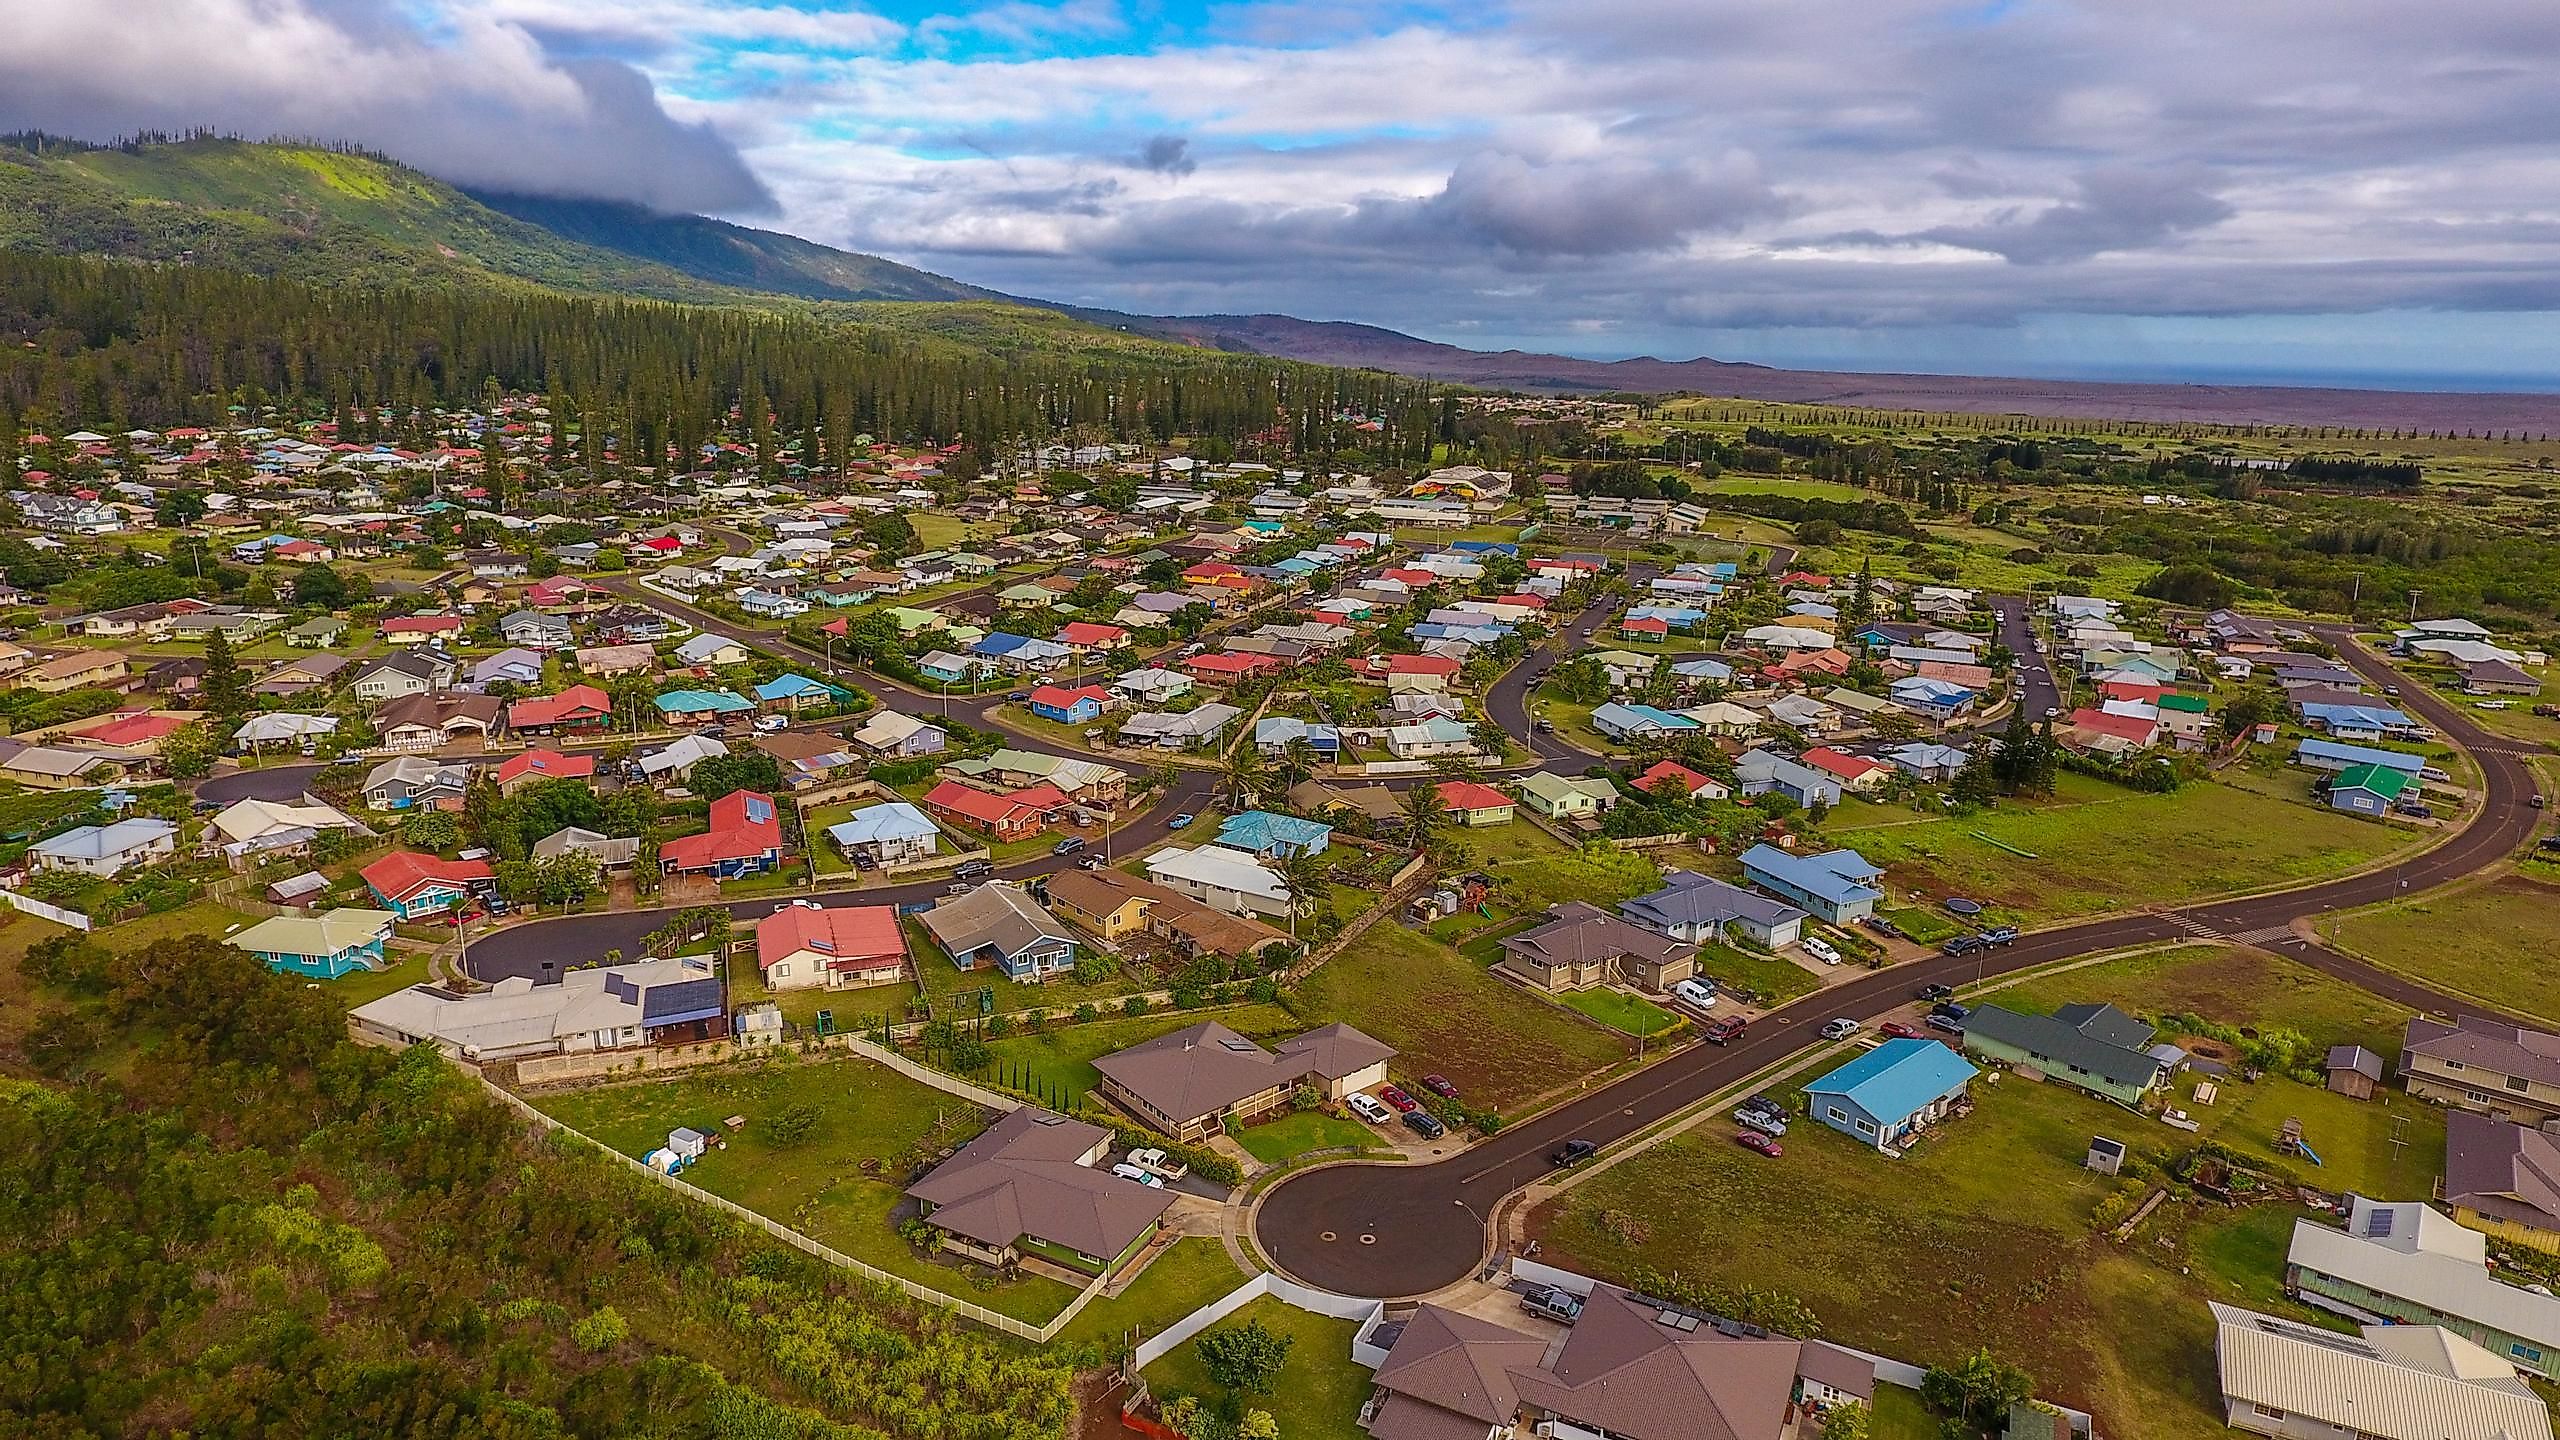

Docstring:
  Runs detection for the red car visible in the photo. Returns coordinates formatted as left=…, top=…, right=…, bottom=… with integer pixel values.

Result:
left=1733, top=1130, right=1783, bottom=1157
left=1703, top=1016, right=1748, bottom=1045
left=1378, top=1084, right=1419, bottom=1113
left=1877, top=1021, right=1924, bottom=1041
left=1420, top=1074, right=1459, bottom=1100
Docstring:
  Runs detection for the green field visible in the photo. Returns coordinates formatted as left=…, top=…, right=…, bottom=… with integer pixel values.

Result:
left=1556, top=986, right=1680, bottom=1036
left=2322, top=873, right=2560, bottom=1022
left=979, top=1002, right=1302, bottom=1109
left=1446, top=819, right=1576, bottom=864
left=1055, top=1237, right=1248, bottom=1349
left=1141, top=1295, right=1370, bottom=1440
left=1991, top=944, right=2413, bottom=1060
left=1295, top=921, right=1631, bottom=1111
left=530, top=1053, right=1079, bottom=1322
left=1837, top=772, right=2412, bottom=923
left=1233, top=1108, right=1386, bottom=1164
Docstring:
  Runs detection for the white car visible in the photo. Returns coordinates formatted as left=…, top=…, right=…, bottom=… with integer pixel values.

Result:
left=1819, top=1018, right=1860, bottom=1041
left=1347, top=1092, right=1396, bottom=1125
left=1109, top=1163, right=1165, bottom=1187
left=755, top=714, right=790, bottom=733
left=1670, top=978, right=1719, bottom=1010
left=1801, top=937, right=1842, bottom=966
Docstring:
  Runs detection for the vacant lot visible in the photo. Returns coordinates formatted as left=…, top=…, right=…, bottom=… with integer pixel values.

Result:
left=1449, top=819, right=1576, bottom=864
left=532, top=1053, right=1079, bottom=1322
left=1838, top=773, right=2410, bottom=922
left=979, top=1002, right=1302, bottom=1110
left=1994, top=944, right=2412, bottom=1059
left=1142, top=1295, right=1370, bottom=1440
left=1296, top=922, right=1630, bottom=1111
left=1690, top=941, right=1820, bottom=1006
left=2323, top=873, right=2560, bottom=1022
left=1558, top=986, right=1680, bottom=1036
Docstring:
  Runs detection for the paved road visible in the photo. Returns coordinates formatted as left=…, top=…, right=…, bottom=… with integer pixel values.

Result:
left=1254, top=630, right=2546, bottom=1298
left=196, top=762, right=332, bottom=804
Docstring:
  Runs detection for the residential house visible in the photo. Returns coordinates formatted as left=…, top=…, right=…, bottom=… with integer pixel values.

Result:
left=1027, top=684, right=1110, bottom=724
left=233, top=711, right=339, bottom=749
left=655, top=689, right=754, bottom=726
left=1632, top=760, right=1727, bottom=799
left=379, top=614, right=463, bottom=647
left=19, top=650, right=130, bottom=693
left=2288, top=1196, right=2560, bottom=1380
left=1093, top=1019, right=1392, bottom=1143
left=1519, top=770, right=1619, bottom=821
left=1042, top=865, right=1288, bottom=961
left=360, top=850, right=494, bottom=919
left=1883, top=742, right=1970, bottom=782
left=1804, top=1038, right=1980, bottom=1152
left=1801, top=746, right=1894, bottom=794
left=1738, top=844, right=1882, bottom=923
left=752, top=673, right=848, bottom=714
left=923, top=779, right=1067, bottom=840
left=2208, top=1299, right=2552, bottom=1440
left=353, top=652, right=449, bottom=703
left=286, top=616, right=348, bottom=648
left=507, top=684, right=613, bottom=736
left=919, top=882, right=1079, bottom=982
left=375, top=693, right=500, bottom=751
left=2295, top=736, right=2426, bottom=777
left=849, top=710, right=947, bottom=757
left=2061, top=707, right=2160, bottom=754
left=1119, top=703, right=1243, bottom=750
left=1143, top=844, right=1293, bottom=918
left=825, top=801, right=942, bottom=868
left=2402, top=1016, right=2560, bottom=1125
left=1433, top=780, right=1516, bottom=826
left=1590, top=701, right=1699, bottom=742
left=915, top=650, right=991, bottom=687
left=531, top=827, right=642, bottom=871
left=1733, top=750, right=1844, bottom=808
left=27, top=817, right=179, bottom=877
left=361, top=756, right=469, bottom=811
left=498, top=610, right=572, bottom=651
left=494, top=748, right=597, bottom=793
left=575, top=643, right=658, bottom=678
left=1496, top=902, right=1698, bottom=994
left=673, top=633, right=753, bottom=668
left=1255, top=716, right=1342, bottom=761
left=2444, top=1112, right=2560, bottom=1257
left=2327, top=762, right=2414, bottom=816
left=659, top=791, right=786, bottom=879
left=1960, top=1001, right=2169, bottom=1106
left=755, top=902, right=907, bottom=991
left=205, top=797, right=366, bottom=865
left=253, top=653, right=349, bottom=696
left=226, top=908, right=397, bottom=981
left=1356, top=652, right=1463, bottom=693
left=1622, top=870, right=1807, bottom=949
left=637, top=733, right=728, bottom=782
left=350, top=956, right=727, bottom=1061
left=1111, top=667, right=1194, bottom=706
left=1213, top=810, right=1333, bottom=859
left=0, top=743, right=130, bottom=790
left=468, top=646, right=546, bottom=689
left=901, top=1108, right=1174, bottom=1278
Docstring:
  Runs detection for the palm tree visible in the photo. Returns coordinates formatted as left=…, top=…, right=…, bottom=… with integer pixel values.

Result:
left=1271, top=737, right=1317, bottom=794
left=1222, top=747, right=1266, bottom=810
left=1273, top=850, right=1328, bottom=938
left=1401, top=779, right=1447, bottom=849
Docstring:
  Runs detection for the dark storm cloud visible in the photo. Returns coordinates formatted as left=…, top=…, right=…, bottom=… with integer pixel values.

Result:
left=1132, top=135, right=1198, bottom=177
left=1920, top=170, right=2236, bottom=265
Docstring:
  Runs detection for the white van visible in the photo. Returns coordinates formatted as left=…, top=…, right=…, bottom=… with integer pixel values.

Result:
left=1671, top=978, right=1719, bottom=1011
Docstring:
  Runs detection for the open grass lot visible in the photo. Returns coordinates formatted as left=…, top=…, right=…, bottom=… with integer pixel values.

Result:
left=1838, top=772, right=2412, bottom=923
left=1690, top=941, right=1821, bottom=1005
left=327, top=947, right=434, bottom=1009
left=1446, top=819, right=1575, bottom=865
left=1142, top=1295, right=1370, bottom=1440
left=1295, top=921, right=1631, bottom=1111
left=1233, top=1108, right=1385, bottom=1164
left=1055, top=1237, right=1247, bottom=1349
left=1878, top=905, right=1967, bottom=945
left=2322, top=873, right=2560, bottom=1022
left=1482, top=844, right=1664, bottom=912
left=1992, top=944, right=2413, bottom=1059
left=1557, top=986, right=1680, bottom=1036
left=531, top=1052, right=1083, bottom=1322
left=732, top=968, right=922, bottom=1031
left=980, top=1002, right=1301, bottom=1109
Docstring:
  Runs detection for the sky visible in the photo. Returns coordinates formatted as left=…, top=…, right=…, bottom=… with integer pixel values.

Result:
left=8, top=0, right=2560, bottom=387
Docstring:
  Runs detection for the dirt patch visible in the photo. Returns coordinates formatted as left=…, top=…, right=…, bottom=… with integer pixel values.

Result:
left=1070, top=1370, right=1135, bottom=1440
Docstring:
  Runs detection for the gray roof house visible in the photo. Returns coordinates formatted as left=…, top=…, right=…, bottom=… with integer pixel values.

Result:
left=902, top=1107, right=1173, bottom=1276
left=919, top=882, right=1079, bottom=984
left=2210, top=1299, right=2552, bottom=1440
left=1620, top=870, right=1808, bottom=948
left=2402, top=1015, right=2560, bottom=1124
left=1960, top=1002, right=2168, bottom=1106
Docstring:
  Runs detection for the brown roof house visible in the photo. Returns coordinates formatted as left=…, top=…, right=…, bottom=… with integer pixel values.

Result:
left=902, top=1107, right=1173, bottom=1278
left=2403, top=1015, right=2560, bottom=1125
left=1496, top=902, right=1699, bottom=995
left=1364, top=1285, right=1864, bottom=1440
left=2443, top=1110, right=2560, bottom=1258
left=1043, top=865, right=1291, bottom=962
left=1093, top=1019, right=1392, bottom=1143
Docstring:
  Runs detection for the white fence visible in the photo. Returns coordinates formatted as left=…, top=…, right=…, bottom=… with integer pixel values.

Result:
left=0, top=887, right=91, bottom=931
left=479, top=1076, right=1111, bottom=1343
left=1131, top=1271, right=1388, bottom=1371
left=846, top=1034, right=1017, bottom=1111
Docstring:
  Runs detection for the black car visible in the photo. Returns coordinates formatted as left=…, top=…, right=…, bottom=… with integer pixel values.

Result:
left=1940, top=934, right=1988, bottom=957
left=1916, top=983, right=1955, bottom=1002
left=1736, top=1095, right=1786, bottom=1120
left=1052, top=836, right=1087, bottom=856
left=954, top=859, right=994, bottom=881
left=1550, top=1139, right=1598, bottom=1167
left=1402, top=1110, right=1447, bottom=1140
left=1929, top=1001, right=1972, bottom=1022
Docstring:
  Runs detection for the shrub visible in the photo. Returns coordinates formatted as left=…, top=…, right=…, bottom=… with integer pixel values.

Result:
left=571, top=1306, right=628, bottom=1353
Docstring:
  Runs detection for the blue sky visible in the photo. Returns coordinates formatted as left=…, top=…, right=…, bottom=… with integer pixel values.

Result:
left=14, top=0, right=2560, bottom=388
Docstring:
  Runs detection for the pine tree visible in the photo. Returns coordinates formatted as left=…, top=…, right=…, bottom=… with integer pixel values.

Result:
left=202, top=628, right=251, bottom=723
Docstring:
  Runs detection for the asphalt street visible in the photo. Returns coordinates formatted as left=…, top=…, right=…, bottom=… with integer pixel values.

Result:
left=1253, top=629, right=2543, bottom=1298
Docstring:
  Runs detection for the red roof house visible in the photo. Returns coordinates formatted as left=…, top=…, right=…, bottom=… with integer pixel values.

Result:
left=2064, top=707, right=2162, bottom=749
left=1434, top=780, right=1517, bottom=823
left=66, top=712, right=187, bottom=749
left=2098, top=678, right=2166, bottom=704
left=1056, top=621, right=1128, bottom=650
left=494, top=748, right=598, bottom=790
left=756, top=903, right=907, bottom=990
left=1635, top=760, right=1720, bottom=797
left=507, top=684, right=613, bottom=735
left=1354, top=653, right=1465, bottom=681
left=380, top=614, right=463, bottom=641
left=1183, top=652, right=1287, bottom=683
left=361, top=851, right=494, bottom=917
left=1801, top=747, right=1893, bottom=790
left=659, top=791, right=785, bottom=878
left=922, top=780, right=1068, bottom=839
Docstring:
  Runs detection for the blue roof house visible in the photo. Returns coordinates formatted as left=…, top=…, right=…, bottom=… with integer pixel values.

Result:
left=1255, top=716, right=1341, bottom=758
left=1739, top=844, right=1885, bottom=923
left=1591, top=702, right=1699, bottom=741
left=2299, top=702, right=2416, bottom=742
left=753, top=673, right=850, bottom=712
left=1804, top=1038, right=1980, bottom=1153
left=1215, top=810, right=1333, bottom=860
left=2292, top=737, right=2425, bottom=776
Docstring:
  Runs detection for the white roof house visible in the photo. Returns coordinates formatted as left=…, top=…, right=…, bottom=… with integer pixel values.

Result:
left=2289, top=1198, right=2560, bottom=1380
left=638, top=733, right=728, bottom=779
left=1143, top=845, right=1292, bottom=918
left=234, top=712, right=340, bottom=744
left=208, top=797, right=363, bottom=848
left=28, top=817, right=178, bottom=875
left=2210, top=1300, right=2552, bottom=1440
left=350, top=956, right=722, bottom=1062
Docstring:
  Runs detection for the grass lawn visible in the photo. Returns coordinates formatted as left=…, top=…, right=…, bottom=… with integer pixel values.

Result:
left=1842, top=773, right=2412, bottom=924
left=1990, top=944, right=2413, bottom=1059
left=1142, top=1295, right=1370, bottom=1440
left=1556, top=986, right=1680, bottom=1036
left=1533, top=1063, right=2256, bottom=1440
left=907, top=917, right=1146, bottom=1018
left=2321, top=873, right=2560, bottom=1023
left=732, top=969, right=922, bottom=1032
left=979, top=1002, right=1301, bottom=1109
left=1295, top=921, right=1630, bottom=1112
left=2202, top=1073, right=2443, bottom=1201
left=1870, top=1385, right=1941, bottom=1440
left=1690, top=941, right=1821, bottom=1006
left=1233, top=1108, right=1384, bottom=1164
left=1446, top=820, right=1575, bottom=865
left=327, top=947, right=434, bottom=1009
left=1055, top=1237, right=1248, bottom=1349
left=1879, top=906, right=1967, bottom=946
left=531, top=1053, right=1079, bottom=1323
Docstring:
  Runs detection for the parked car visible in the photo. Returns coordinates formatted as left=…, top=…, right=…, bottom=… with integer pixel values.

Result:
left=1051, top=836, right=1087, bottom=856
left=1979, top=926, right=2018, bottom=946
left=1926, top=1012, right=1966, bottom=1036
left=2395, top=800, right=2434, bottom=818
left=2382, top=683, right=2402, bottom=697
left=1737, top=1094, right=1786, bottom=1120
left=1916, top=983, right=1955, bottom=1002
left=954, top=859, right=994, bottom=881
left=1006, top=692, right=1030, bottom=703
left=1862, top=915, right=1907, bottom=940
left=1347, top=1092, right=1395, bottom=1125
left=1801, top=937, right=1842, bottom=966
left=1420, top=1073, right=1459, bottom=1099
left=1077, top=855, right=1106, bottom=869
left=1819, top=1018, right=1859, bottom=1041
left=1167, top=813, right=1195, bottom=830
left=1520, top=1286, right=1585, bottom=1324
left=1108, top=1163, right=1165, bottom=1188
left=1670, top=978, right=1719, bottom=1010
left=1401, top=1110, right=1446, bottom=1140
left=1733, top=1130, right=1783, bottom=1158
left=1878, top=1021, right=1924, bottom=1041
left=1734, top=1105, right=1787, bottom=1138
left=1126, top=1147, right=1187, bottom=1180
left=1550, top=1138, right=1599, bottom=1167
left=1941, top=934, right=1988, bottom=957
left=1929, top=1000, right=1972, bottom=1022
left=1703, top=1016, right=1748, bottom=1045
left=1378, top=1084, right=1418, bottom=1113
left=754, top=714, right=789, bottom=733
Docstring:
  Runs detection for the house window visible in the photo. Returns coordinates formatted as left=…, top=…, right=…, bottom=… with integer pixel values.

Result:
left=2510, top=1076, right=2532, bottom=1093
left=771, top=964, right=789, bottom=979
left=2250, top=1403, right=2285, bottom=1421
left=1827, top=1107, right=1850, bottom=1124
left=2513, top=1342, right=2545, bottom=1363
left=2443, top=1059, right=2466, bottom=1071
left=1854, top=1119, right=1876, bottom=1136
left=2468, top=1090, right=2493, bottom=1103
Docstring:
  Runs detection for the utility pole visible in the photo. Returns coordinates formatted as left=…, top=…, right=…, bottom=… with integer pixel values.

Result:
left=2408, top=589, right=2423, bottom=624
